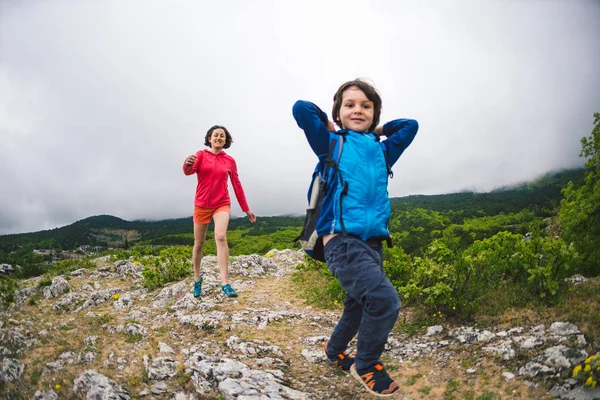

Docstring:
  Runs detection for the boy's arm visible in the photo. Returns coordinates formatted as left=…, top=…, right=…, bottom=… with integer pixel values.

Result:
left=381, top=119, right=419, bottom=166
left=292, top=100, right=332, bottom=156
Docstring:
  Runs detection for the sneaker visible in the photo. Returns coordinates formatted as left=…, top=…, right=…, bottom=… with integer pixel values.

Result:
left=193, top=277, right=203, bottom=298
left=221, top=283, right=238, bottom=298
left=350, top=363, right=400, bottom=397
left=324, top=342, right=355, bottom=372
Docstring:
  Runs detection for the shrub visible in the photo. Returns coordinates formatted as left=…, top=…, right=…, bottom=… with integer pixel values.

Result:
left=389, top=231, right=576, bottom=318
left=38, top=277, right=53, bottom=287
left=0, top=275, right=18, bottom=308
left=139, top=247, right=192, bottom=290
left=48, top=259, right=95, bottom=276
left=559, top=112, right=600, bottom=276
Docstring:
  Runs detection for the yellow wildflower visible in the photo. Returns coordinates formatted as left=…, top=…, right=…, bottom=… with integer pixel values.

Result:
left=585, top=376, right=594, bottom=387
left=112, top=293, right=120, bottom=300
left=55, top=384, right=61, bottom=390
left=572, top=365, right=582, bottom=376
left=584, top=364, right=591, bottom=373
left=585, top=356, right=594, bottom=364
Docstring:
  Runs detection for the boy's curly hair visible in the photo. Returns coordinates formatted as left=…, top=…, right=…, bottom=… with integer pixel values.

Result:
left=332, top=79, right=382, bottom=132
left=204, top=125, right=233, bottom=149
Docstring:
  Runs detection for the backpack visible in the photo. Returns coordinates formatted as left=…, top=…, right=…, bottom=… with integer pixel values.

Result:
left=296, top=136, right=344, bottom=262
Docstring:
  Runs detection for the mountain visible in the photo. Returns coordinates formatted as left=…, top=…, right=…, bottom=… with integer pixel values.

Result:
left=391, top=168, right=584, bottom=218
left=0, top=168, right=585, bottom=252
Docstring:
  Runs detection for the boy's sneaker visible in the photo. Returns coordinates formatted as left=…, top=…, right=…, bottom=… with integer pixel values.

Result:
left=221, top=284, right=238, bottom=298
left=324, top=342, right=355, bottom=372
left=193, top=277, right=203, bottom=298
left=350, top=363, right=400, bottom=397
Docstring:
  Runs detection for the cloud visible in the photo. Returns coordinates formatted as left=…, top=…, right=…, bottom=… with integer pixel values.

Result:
left=1, top=0, right=599, bottom=234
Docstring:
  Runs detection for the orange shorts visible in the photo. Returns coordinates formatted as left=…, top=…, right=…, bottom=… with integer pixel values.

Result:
left=193, top=205, right=230, bottom=224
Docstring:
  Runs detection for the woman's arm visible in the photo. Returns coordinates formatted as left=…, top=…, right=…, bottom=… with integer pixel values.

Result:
left=183, top=151, right=201, bottom=175
left=228, top=157, right=250, bottom=213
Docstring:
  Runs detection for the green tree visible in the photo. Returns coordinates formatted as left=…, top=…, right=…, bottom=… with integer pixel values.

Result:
left=559, top=112, right=600, bottom=275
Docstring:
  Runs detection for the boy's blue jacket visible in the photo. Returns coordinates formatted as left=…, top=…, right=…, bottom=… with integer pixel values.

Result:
left=293, top=100, right=419, bottom=242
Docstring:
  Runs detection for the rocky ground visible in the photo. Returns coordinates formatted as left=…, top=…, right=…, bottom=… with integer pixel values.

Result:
left=1, top=249, right=599, bottom=399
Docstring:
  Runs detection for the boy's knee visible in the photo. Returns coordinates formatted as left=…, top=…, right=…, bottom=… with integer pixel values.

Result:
left=384, top=291, right=401, bottom=314
left=366, top=285, right=400, bottom=316
left=214, top=233, right=227, bottom=243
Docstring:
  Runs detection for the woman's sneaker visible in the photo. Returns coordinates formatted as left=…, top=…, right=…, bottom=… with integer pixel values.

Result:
left=193, top=277, right=203, bottom=298
left=324, top=342, right=355, bottom=372
left=350, top=363, right=400, bottom=397
left=221, top=284, right=238, bottom=298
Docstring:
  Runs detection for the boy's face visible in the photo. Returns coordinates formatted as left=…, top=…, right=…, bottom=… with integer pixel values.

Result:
left=338, top=86, right=374, bottom=132
left=209, top=128, right=227, bottom=149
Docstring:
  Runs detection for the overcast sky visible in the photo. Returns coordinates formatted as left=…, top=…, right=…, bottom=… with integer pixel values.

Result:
left=1, top=0, right=599, bottom=235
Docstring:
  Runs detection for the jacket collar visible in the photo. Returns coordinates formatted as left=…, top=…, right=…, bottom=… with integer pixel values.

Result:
left=203, top=148, right=227, bottom=156
left=337, top=129, right=379, bottom=142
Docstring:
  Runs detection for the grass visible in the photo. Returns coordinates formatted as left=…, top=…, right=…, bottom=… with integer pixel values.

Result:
left=476, top=390, right=497, bottom=400
left=554, top=279, right=600, bottom=344
left=290, top=260, right=344, bottom=309
left=417, top=386, right=432, bottom=395
left=447, top=378, right=460, bottom=389
left=58, top=324, right=75, bottom=331
left=404, top=373, right=422, bottom=386
left=97, top=314, right=112, bottom=324
left=125, top=333, right=144, bottom=344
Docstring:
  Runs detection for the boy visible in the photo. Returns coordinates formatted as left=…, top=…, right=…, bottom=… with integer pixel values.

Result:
left=292, top=79, right=418, bottom=397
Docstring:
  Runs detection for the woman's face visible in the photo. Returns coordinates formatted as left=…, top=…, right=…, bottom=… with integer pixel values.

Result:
left=209, top=128, right=227, bottom=150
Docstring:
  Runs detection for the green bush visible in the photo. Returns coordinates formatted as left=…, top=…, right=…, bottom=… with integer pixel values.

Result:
left=559, top=112, right=600, bottom=276
left=48, top=258, right=96, bottom=276
left=14, top=263, right=47, bottom=279
left=139, top=247, right=192, bottom=290
left=0, top=275, right=18, bottom=307
left=38, top=277, right=53, bottom=287
left=388, top=231, right=576, bottom=318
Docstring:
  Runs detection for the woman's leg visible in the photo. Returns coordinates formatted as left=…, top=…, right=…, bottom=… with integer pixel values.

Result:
left=212, top=211, right=231, bottom=285
left=192, top=223, right=209, bottom=281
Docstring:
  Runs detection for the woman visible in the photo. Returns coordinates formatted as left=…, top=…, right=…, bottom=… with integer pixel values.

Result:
left=183, top=125, right=256, bottom=298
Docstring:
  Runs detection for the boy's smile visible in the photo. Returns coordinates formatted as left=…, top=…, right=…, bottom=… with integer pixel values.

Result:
left=338, top=86, right=374, bottom=132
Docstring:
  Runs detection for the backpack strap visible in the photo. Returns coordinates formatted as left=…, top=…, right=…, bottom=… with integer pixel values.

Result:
left=321, top=136, right=349, bottom=236
left=384, top=149, right=394, bottom=178
left=321, top=136, right=344, bottom=193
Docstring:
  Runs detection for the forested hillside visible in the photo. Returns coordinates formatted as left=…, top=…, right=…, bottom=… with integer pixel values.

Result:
left=0, top=168, right=586, bottom=278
